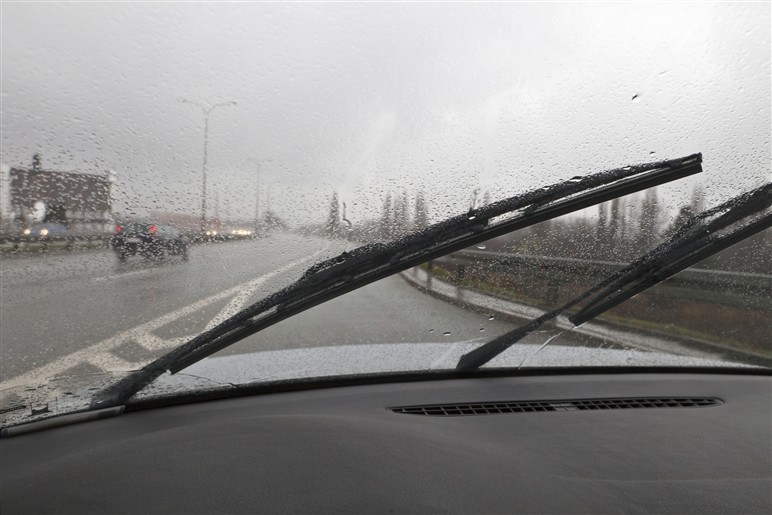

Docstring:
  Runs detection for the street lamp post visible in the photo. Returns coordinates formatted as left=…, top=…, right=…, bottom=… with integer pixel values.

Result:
left=178, top=98, right=237, bottom=235
left=254, top=159, right=272, bottom=237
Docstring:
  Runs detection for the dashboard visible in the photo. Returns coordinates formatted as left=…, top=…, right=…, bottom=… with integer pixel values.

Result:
left=1, top=371, right=770, bottom=513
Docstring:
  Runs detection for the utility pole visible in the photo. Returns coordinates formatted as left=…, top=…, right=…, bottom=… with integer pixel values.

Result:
left=265, top=184, right=272, bottom=230
left=214, top=191, right=220, bottom=226
left=254, top=159, right=272, bottom=237
left=255, top=165, right=261, bottom=237
left=178, top=98, right=237, bottom=235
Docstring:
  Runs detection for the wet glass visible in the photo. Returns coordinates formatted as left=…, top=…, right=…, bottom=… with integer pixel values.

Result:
left=1, top=2, right=769, bottom=422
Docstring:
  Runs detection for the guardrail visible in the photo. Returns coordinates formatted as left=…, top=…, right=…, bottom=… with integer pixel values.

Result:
left=0, top=232, right=261, bottom=252
left=431, top=249, right=771, bottom=310
left=0, top=234, right=110, bottom=250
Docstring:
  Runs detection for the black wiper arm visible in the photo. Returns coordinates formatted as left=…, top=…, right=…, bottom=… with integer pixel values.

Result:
left=456, top=183, right=771, bottom=371
left=91, top=154, right=702, bottom=409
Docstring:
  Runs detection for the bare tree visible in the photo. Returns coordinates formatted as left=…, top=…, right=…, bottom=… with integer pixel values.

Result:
left=325, top=192, right=342, bottom=238
left=380, top=193, right=393, bottom=239
left=414, top=191, right=429, bottom=230
left=596, top=203, right=608, bottom=247
left=32, top=153, right=42, bottom=172
left=608, top=197, right=621, bottom=249
left=689, top=184, right=705, bottom=213
left=393, top=190, right=410, bottom=237
left=639, top=188, right=660, bottom=249
left=481, top=190, right=492, bottom=207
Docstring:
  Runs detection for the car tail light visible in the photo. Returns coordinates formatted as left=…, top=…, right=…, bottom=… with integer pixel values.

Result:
left=115, top=225, right=122, bottom=233
left=149, top=225, right=157, bottom=235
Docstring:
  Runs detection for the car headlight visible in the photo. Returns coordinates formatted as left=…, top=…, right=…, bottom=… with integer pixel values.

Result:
left=22, top=228, right=31, bottom=236
left=38, top=228, right=49, bottom=236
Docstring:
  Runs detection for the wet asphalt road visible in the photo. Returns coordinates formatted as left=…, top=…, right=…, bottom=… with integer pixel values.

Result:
left=1, top=233, right=564, bottom=388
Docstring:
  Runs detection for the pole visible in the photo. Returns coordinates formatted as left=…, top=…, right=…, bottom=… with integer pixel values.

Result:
left=255, top=163, right=261, bottom=237
left=178, top=98, right=236, bottom=237
left=253, top=159, right=272, bottom=237
left=201, top=112, right=210, bottom=234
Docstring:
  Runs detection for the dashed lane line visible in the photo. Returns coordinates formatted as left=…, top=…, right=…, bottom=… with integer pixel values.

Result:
left=205, top=249, right=326, bottom=332
left=92, top=268, right=157, bottom=282
left=1, top=254, right=322, bottom=392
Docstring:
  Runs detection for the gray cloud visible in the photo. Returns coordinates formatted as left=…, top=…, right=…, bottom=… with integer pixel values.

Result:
left=2, top=2, right=769, bottom=225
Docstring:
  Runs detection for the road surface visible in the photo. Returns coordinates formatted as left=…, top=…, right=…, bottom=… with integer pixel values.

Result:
left=1, top=233, right=577, bottom=390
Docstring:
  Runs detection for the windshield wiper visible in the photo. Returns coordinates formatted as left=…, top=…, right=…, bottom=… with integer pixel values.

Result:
left=91, top=153, right=702, bottom=409
left=456, top=183, right=772, bottom=370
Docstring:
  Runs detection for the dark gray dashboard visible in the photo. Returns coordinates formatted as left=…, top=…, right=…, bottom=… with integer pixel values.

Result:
left=1, top=372, right=770, bottom=514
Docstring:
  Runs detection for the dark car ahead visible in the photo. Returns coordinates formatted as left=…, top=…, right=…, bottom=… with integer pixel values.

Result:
left=110, top=223, right=188, bottom=263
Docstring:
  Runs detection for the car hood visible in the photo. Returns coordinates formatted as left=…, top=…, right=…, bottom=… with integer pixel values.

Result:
left=0, top=342, right=756, bottom=429
left=135, top=341, right=753, bottom=400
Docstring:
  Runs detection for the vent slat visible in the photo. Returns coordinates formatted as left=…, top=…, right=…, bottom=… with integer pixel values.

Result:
left=0, top=405, right=26, bottom=415
left=390, top=397, right=722, bottom=416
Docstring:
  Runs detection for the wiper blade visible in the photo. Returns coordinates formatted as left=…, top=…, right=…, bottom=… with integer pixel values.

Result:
left=570, top=184, right=771, bottom=326
left=456, top=183, right=771, bottom=371
left=91, top=153, right=702, bottom=408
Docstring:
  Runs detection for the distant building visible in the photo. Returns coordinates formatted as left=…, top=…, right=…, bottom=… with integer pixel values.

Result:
left=7, top=155, right=114, bottom=234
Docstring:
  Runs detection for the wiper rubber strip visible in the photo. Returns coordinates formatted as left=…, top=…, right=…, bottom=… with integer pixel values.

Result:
left=456, top=183, right=771, bottom=371
left=91, top=153, right=702, bottom=409
left=569, top=184, right=772, bottom=326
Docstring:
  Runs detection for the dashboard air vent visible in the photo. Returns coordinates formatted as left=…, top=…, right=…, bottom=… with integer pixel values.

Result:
left=389, top=397, right=722, bottom=416
left=0, top=405, right=26, bottom=415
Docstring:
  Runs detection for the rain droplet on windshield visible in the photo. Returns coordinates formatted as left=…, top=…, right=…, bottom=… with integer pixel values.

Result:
left=443, top=331, right=452, bottom=336
left=488, top=314, right=495, bottom=321
left=476, top=244, right=486, bottom=250
left=632, top=93, right=641, bottom=102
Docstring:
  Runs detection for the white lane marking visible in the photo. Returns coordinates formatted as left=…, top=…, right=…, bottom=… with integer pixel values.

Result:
left=93, top=268, right=156, bottom=282
left=1, top=254, right=321, bottom=391
left=84, top=355, right=137, bottom=371
left=135, top=333, right=188, bottom=351
left=203, top=249, right=323, bottom=331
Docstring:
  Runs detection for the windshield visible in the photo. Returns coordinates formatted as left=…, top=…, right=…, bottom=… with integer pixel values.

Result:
left=1, top=2, right=770, bottom=425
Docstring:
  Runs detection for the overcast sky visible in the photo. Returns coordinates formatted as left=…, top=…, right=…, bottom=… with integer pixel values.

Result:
left=2, top=2, right=770, bottom=225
